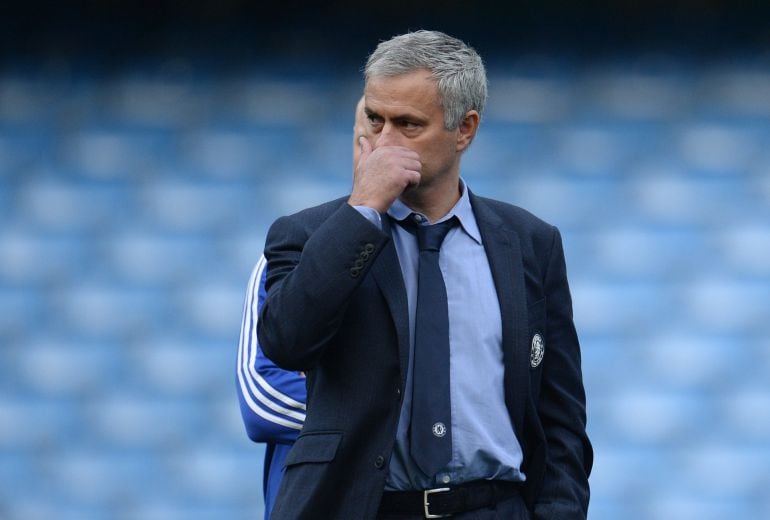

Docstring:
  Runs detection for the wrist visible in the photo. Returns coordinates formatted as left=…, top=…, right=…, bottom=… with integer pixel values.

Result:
left=349, top=204, right=383, bottom=229
left=347, top=197, right=386, bottom=213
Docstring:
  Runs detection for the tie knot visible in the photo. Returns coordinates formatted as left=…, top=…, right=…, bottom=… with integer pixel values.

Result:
left=415, top=217, right=457, bottom=252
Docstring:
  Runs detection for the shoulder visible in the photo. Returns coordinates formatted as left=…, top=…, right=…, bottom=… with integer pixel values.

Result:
left=469, top=193, right=564, bottom=272
left=267, top=196, right=349, bottom=237
left=471, top=193, right=555, bottom=238
left=279, top=196, right=350, bottom=224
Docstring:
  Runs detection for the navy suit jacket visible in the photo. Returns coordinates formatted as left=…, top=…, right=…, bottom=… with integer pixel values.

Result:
left=259, top=192, right=592, bottom=519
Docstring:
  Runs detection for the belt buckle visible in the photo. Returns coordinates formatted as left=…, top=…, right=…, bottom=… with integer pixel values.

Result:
left=423, top=487, right=451, bottom=519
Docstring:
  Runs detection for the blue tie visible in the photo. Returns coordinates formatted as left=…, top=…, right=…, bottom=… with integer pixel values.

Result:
left=406, top=215, right=457, bottom=477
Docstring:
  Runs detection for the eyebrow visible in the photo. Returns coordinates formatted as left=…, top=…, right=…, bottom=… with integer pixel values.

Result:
left=364, top=106, right=427, bottom=124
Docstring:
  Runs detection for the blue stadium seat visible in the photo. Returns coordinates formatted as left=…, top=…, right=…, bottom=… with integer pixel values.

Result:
left=683, top=278, right=770, bottom=333
left=53, top=283, right=169, bottom=337
left=172, top=281, right=245, bottom=337
left=85, top=396, right=205, bottom=446
left=14, top=338, right=123, bottom=396
left=137, top=178, right=258, bottom=232
left=630, top=169, right=757, bottom=225
left=102, top=231, right=216, bottom=284
left=720, top=384, right=770, bottom=440
left=16, top=177, right=132, bottom=232
left=43, top=448, right=173, bottom=508
left=0, top=228, right=91, bottom=284
left=0, top=287, right=40, bottom=339
left=62, top=127, right=175, bottom=180
left=0, top=130, right=53, bottom=177
left=179, top=126, right=303, bottom=180
left=130, top=337, right=237, bottom=397
left=0, top=396, right=82, bottom=447
left=716, top=221, right=770, bottom=276
left=170, top=443, right=266, bottom=503
left=591, top=226, right=711, bottom=280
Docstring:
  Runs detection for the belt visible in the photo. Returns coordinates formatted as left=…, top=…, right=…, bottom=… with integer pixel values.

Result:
left=378, top=480, right=520, bottom=518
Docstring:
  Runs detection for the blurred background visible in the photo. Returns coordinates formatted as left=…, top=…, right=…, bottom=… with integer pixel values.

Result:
left=1, top=1, right=770, bottom=518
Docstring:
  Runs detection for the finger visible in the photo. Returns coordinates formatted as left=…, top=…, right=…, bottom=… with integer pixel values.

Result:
left=403, top=158, right=422, bottom=172
left=377, top=145, right=419, bottom=159
left=406, top=170, right=421, bottom=186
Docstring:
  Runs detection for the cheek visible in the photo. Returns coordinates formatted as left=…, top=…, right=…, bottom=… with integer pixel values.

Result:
left=425, top=137, right=457, bottom=164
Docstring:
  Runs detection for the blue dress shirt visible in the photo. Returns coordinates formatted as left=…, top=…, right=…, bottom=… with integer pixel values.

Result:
left=354, top=180, right=525, bottom=491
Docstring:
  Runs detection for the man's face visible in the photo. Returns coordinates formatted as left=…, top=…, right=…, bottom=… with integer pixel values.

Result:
left=363, top=70, right=467, bottom=189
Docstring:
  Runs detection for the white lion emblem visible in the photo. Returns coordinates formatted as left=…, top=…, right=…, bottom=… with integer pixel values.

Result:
left=530, top=333, right=545, bottom=368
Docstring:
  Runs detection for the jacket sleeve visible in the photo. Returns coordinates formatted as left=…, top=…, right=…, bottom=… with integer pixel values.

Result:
left=236, top=255, right=307, bottom=444
left=533, top=227, right=593, bottom=519
left=258, top=203, right=391, bottom=371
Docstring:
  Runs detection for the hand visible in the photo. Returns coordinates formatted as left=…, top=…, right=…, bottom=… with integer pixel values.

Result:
left=348, top=136, right=421, bottom=213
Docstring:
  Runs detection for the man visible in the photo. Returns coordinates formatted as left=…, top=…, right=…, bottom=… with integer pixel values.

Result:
left=236, top=253, right=305, bottom=518
left=258, top=31, right=592, bottom=519
left=236, top=98, right=368, bottom=518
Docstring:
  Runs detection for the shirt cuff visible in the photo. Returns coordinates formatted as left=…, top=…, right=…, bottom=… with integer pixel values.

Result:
left=352, top=205, right=383, bottom=230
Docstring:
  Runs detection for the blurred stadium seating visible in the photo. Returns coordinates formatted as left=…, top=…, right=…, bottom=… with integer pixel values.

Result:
left=1, top=50, right=769, bottom=519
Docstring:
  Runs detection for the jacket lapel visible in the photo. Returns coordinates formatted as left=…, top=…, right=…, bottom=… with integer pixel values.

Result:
left=469, top=193, right=529, bottom=440
left=370, top=216, right=411, bottom=386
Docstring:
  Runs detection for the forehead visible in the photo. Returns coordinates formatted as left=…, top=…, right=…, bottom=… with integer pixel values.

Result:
left=364, top=70, right=442, bottom=116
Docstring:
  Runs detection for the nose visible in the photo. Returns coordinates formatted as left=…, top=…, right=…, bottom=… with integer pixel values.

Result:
left=374, top=122, right=400, bottom=148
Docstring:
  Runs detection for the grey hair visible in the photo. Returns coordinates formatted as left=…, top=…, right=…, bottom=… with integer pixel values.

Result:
left=364, top=30, right=487, bottom=130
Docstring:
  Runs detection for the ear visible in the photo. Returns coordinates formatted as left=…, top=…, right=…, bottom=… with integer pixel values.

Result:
left=455, top=110, right=480, bottom=153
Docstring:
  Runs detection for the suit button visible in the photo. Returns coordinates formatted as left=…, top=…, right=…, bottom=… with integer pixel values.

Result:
left=359, top=251, right=370, bottom=261
left=364, top=243, right=375, bottom=254
left=375, top=455, right=385, bottom=469
left=354, top=258, right=365, bottom=269
left=350, top=267, right=361, bottom=278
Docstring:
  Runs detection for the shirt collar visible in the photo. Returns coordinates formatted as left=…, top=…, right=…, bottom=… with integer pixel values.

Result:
left=387, top=179, right=482, bottom=245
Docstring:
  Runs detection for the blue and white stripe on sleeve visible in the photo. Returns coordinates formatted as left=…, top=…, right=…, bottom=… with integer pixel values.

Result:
left=236, top=255, right=307, bottom=444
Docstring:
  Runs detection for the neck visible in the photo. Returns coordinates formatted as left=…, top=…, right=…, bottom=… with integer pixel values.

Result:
left=400, top=175, right=462, bottom=223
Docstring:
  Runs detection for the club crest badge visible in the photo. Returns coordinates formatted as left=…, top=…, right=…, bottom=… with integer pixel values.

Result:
left=432, top=422, right=447, bottom=438
left=530, top=333, right=545, bottom=368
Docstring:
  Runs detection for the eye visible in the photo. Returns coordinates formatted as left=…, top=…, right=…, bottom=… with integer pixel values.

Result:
left=396, top=119, right=421, bottom=131
left=367, top=114, right=383, bottom=126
